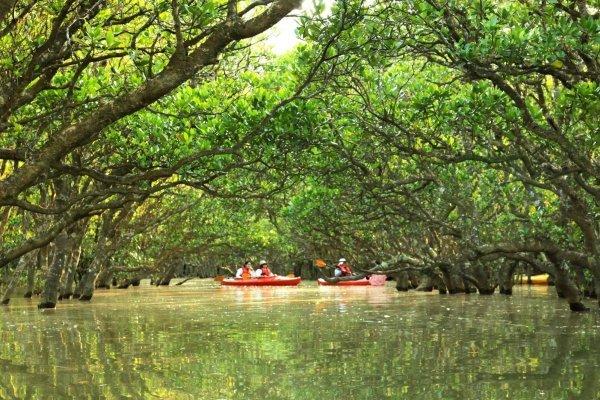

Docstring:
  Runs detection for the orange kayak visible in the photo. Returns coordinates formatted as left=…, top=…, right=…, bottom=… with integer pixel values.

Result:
left=221, top=276, right=301, bottom=286
left=317, top=278, right=370, bottom=286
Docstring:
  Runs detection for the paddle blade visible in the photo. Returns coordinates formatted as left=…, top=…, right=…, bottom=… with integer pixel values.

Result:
left=214, top=275, right=225, bottom=282
left=314, top=259, right=327, bottom=268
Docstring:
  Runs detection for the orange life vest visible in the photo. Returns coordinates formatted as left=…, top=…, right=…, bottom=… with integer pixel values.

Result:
left=241, top=266, right=252, bottom=279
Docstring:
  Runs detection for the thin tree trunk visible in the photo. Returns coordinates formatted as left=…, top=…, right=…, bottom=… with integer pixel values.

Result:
left=59, top=229, right=84, bottom=300
left=1, top=254, right=30, bottom=305
left=499, top=262, right=518, bottom=295
left=35, top=243, right=52, bottom=295
left=590, top=265, right=600, bottom=307
left=23, top=250, right=38, bottom=298
left=439, top=266, right=455, bottom=293
left=95, top=268, right=113, bottom=289
left=38, top=177, right=70, bottom=308
left=38, top=230, right=69, bottom=309
left=73, top=270, right=86, bottom=299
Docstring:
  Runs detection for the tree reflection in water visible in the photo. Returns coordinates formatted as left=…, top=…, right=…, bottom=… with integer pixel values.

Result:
left=0, top=282, right=598, bottom=399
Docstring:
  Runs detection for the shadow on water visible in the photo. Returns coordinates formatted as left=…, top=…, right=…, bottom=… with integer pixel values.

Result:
left=0, top=281, right=598, bottom=399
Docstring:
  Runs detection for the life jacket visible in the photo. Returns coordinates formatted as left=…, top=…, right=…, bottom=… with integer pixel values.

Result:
left=241, top=266, right=252, bottom=279
left=339, top=263, right=352, bottom=276
left=261, top=266, right=272, bottom=277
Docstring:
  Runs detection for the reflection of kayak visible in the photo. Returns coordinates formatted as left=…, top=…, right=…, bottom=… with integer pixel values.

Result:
left=221, top=276, right=301, bottom=286
left=516, top=274, right=550, bottom=285
left=368, top=275, right=387, bottom=286
left=317, top=278, right=370, bottom=286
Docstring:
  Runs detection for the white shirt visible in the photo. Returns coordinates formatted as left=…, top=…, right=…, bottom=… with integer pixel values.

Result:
left=236, top=268, right=253, bottom=278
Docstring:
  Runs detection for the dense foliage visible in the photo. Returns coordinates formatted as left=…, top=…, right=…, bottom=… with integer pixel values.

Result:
left=0, top=0, right=598, bottom=311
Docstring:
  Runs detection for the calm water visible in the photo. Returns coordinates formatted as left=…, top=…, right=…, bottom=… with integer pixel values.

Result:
left=0, top=281, right=599, bottom=399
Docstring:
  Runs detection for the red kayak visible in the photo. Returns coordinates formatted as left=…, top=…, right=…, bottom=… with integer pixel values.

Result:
left=317, top=278, right=370, bottom=286
left=221, top=276, right=302, bottom=286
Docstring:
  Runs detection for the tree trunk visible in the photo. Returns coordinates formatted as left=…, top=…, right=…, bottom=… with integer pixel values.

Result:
left=416, top=274, right=434, bottom=291
left=434, top=274, right=447, bottom=294
left=439, top=265, right=467, bottom=294
left=1, top=254, right=30, bottom=305
left=130, top=276, right=141, bottom=286
left=23, top=249, right=40, bottom=298
left=542, top=253, right=589, bottom=312
left=34, top=243, right=52, bottom=295
left=462, top=278, right=476, bottom=294
left=78, top=269, right=98, bottom=301
left=73, top=271, right=85, bottom=299
left=59, top=228, right=84, bottom=300
left=157, top=264, right=178, bottom=286
left=116, top=279, right=131, bottom=289
left=409, top=272, right=419, bottom=288
left=554, top=265, right=589, bottom=312
left=477, top=287, right=495, bottom=295
left=38, top=230, right=69, bottom=309
left=470, top=263, right=497, bottom=295
left=439, top=266, right=456, bottom=293
left=499, top=262, right=517, bottom=295
left=394, top=271, right=411, bottom=291
left=95, top=268, right=113, bottom=289
left=79, top=252, right=109, bottom=301
left=293, top=261, right=302, bottom=279
left=589, top=265, right=600, bottom=307
left=449, top=274, right=465, bottom=294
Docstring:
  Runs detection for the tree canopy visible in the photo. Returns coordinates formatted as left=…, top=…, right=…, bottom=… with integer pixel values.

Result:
left=0, top=0, right=598, bottom=311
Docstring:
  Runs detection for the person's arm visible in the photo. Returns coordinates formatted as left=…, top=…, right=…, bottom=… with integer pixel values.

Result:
left=254, top=269, right=262, bottom=277
left=235, top=268, right=242, bottom=278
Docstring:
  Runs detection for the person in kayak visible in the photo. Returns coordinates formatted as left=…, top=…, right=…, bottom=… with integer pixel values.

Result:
left=254, top=260, right=274, bottom=277
left=334, top=258, right=353, bottom=277
left=235, top=261, right=254, bottom=279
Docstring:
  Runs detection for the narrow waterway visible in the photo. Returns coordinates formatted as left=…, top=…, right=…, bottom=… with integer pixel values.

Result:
left=0, top=281, right=598, bottom=399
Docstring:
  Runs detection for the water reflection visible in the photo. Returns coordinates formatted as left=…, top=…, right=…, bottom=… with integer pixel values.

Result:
left=0, top=282, right=598, bottom=399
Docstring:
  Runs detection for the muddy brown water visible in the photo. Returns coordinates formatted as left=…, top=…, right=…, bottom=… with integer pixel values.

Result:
left=0, top=281, right=599, bottom=399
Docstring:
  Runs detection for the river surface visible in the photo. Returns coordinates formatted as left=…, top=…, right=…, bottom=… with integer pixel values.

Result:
left=0, top=281, right=599, bottom=399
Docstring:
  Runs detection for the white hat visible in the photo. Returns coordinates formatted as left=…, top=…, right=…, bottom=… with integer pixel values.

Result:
left=259, top=260, right=267, bottom=265
left=338, top=258, right=346, bottom=263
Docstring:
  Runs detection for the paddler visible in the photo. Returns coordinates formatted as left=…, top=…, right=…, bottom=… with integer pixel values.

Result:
left=254, top=260, right=274, bottom=277
left=335, top=258, right=353, bottom=277
left=235, top=261, right=254, bottom=279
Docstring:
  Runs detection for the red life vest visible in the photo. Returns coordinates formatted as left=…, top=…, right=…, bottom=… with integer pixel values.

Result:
left=339, top=263, right=352, bottom=276
left=261, top=266, right=272, bottom=277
